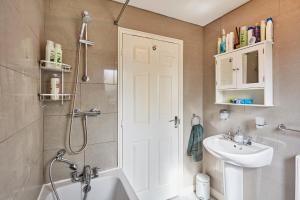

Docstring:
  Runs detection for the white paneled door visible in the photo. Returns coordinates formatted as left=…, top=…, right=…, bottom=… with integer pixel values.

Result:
left=119, top=30, right=182, bottom=200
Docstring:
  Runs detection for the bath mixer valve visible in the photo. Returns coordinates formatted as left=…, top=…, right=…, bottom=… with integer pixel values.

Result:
left=71, top=165, right=100, bottom=183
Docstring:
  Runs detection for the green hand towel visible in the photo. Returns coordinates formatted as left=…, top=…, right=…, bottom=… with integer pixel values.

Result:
left=187, top=124, right=204, bottom=162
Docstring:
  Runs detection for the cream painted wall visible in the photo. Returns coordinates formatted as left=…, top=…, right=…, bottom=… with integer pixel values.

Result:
left=203, top=0, right=300, bottom=199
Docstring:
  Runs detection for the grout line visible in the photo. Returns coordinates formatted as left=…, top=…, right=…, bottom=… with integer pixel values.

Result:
left=0, top=64, right=40, bottom=81
left=0, top=117, right=43, bottom=145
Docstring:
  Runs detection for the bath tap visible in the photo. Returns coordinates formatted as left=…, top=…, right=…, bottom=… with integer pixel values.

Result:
left=71, top=165, right=100, bottom=200
left=71, top=165, right=100, bottom=183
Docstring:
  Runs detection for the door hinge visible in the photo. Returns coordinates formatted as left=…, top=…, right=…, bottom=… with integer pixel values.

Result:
left=263, top=48, right=265, bottom=54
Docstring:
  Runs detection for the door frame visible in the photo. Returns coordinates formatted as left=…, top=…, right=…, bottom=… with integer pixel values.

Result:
left=117, top=27, right=184, bottom=194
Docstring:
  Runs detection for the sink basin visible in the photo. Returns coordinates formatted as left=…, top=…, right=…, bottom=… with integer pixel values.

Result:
left=203, top=134, right=273, bottom=168
left=203, top=134, right=274, bottom=200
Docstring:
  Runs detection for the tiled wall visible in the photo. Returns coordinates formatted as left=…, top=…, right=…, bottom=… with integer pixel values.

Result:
left=43, top=0, right=203, bottom=188
left=0, top=0, right=44, bottom=199
left=203, top=0, right=300, bottom=199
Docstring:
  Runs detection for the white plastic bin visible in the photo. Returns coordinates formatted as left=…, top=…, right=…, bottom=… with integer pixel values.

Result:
left=196, top=173, right=210, bottom=200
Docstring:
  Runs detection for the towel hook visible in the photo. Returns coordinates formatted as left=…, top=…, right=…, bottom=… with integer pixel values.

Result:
left=191, top=114, right=201, bottom=126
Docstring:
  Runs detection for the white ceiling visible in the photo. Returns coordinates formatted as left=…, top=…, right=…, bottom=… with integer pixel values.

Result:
left=114, top=0, right=250, bottom=26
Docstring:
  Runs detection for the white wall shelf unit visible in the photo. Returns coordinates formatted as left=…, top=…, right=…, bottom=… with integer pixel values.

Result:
left=214, top=41, right=273, bottom=107
left=39, top=60, right=73, bottom=104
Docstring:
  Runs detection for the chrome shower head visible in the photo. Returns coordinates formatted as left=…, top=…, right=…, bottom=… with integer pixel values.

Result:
left=82, top=11, right=92, bottom=24
left=79, top=11, right=92, bottom=39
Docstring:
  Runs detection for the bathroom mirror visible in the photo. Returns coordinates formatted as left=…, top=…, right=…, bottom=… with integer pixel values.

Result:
left=242, top=50, right=259, bottom=84
left=219, top=56, right=234, bottom=86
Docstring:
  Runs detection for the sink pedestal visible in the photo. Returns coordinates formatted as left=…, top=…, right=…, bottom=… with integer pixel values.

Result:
left=223, top=162, right=243, bottom=200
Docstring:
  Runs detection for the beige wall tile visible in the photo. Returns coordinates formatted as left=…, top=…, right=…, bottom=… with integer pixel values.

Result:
left=84, top=142, right=118, bottom=170
left=0, top=1, right=44, bottom=199
left=80, top=83, right=117, bottom=114
left=0, top=119, right=43, bottom=200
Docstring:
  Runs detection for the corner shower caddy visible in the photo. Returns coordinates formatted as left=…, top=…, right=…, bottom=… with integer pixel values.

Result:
left=38, top=60, right=73, bottom=104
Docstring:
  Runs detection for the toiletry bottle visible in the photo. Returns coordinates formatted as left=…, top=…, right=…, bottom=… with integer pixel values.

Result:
left=247, top=27, right=254, bottom=44
left=240, top=26, right=248, bottom=47
left=217, top=38, right=222, bottom=54
left=266, top=17, right=273, bottom=42
left=255, top=23, right=261, bottom=42
left=234, top=27, right=240, bottom=49
left=229, top=32, right=235, bottom=51
left=54, top=43, right=62, bottom=68
left=50, top=74, right=60, bottom=100
left=226, top=34, right=230, bottom=52
left=261, top=20, right=266, bottom=41
left=221, top=29, right=226, bottom=53
left=45, top=40, right=55, bottom=67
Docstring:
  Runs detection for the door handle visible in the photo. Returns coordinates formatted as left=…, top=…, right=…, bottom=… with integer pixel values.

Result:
left=169, top=116, right=180, bottom=128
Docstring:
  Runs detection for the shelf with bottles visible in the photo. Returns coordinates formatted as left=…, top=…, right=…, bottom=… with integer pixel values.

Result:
left=217, top=17, right=273, bottom=55
left=39, top=60, right=73, bottom=104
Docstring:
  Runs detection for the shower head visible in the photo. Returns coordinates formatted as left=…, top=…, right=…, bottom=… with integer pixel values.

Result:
left=79, top=11, right=92, bottom=39
left=82, top=11, right=92, bottom=24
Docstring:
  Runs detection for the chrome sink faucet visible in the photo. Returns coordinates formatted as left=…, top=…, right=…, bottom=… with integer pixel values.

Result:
left=223, top=128, right=252, bottom=145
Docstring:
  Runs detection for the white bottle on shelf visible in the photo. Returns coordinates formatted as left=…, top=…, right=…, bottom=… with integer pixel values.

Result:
left=261, top=20, right=266, bottom=41
left=266, top=17, right=273, bottom=42
left=45, top=40, right=55, bottom=67
left=54, top=43, right=63, bottom=69
left=50, top=74, right=60, bottom=100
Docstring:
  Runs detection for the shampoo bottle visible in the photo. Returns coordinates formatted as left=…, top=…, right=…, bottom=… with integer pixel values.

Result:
left=255, top=23, right=261, bottom=42
left=45, top=40, right=55, bottom=67
left=240, top=26, right=248, bottom=47
left=266, top=17, right=273, bottom=42
left=221, top=29, right=226, bottom=53
left=217, top=38, right=222, bottom=54
left=55, top=43, right=62, bottom=68
left=261, top=20, right=266, bottom=41
left=50, top=74, right=60, bottom=100
left=229, top=32, right=235, bottom=51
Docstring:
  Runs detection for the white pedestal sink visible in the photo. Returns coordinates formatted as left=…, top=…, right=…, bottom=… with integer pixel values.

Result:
left=203, top=134, right=273, bottom=200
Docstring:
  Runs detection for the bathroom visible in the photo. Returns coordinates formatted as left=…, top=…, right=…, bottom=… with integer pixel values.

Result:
left=0, top=0, right=300, bottom=199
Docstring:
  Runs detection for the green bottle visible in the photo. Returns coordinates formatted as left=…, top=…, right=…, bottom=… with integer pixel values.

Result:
left=240, top=26, right=248, bottom=47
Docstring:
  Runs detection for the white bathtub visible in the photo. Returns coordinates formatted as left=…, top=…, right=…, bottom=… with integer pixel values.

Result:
left=38, top=168, right=138, bottom=200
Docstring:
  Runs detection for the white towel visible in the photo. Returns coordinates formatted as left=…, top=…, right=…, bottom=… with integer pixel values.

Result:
left=296, top=155, right=300, bottom=200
